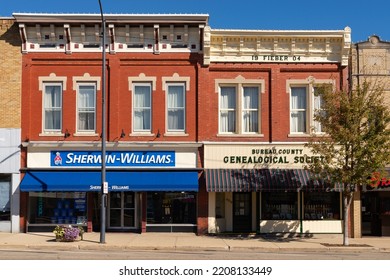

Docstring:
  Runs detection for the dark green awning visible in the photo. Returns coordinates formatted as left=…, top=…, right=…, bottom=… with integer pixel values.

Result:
left=205, top=169, right=340, bottom=192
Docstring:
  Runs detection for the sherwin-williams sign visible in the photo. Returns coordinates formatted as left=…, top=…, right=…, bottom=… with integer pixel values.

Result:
left=51, top=151, right=175, bottom=167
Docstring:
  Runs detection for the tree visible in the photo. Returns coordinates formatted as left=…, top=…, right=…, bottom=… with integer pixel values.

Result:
left=305, top=80, right=390, bottom=246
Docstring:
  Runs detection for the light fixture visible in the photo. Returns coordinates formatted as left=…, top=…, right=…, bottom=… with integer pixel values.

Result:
left=64, top=129, right=71, bottom=138
left=120, top=129, right=126, bottom=138
left=156, top=129, right=161, bottom=138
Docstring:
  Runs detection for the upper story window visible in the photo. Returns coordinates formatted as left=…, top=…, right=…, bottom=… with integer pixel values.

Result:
left=167, top=83, right=186, bottom=132
left=43, top=83, right=62, bottom=132
left=133, top=83, right=152, bottom=133
left=77, top=84, right=96, bottom=132
left=39, top=74, right=67, bottom=136
left=217, top=76, right=264, bottom=135
left=288, top=78, right=333, bottom=135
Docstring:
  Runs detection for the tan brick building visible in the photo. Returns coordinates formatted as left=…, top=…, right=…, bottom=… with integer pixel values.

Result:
left=351, top=35, right=390, bottom=237
left=0, top=18, right=22, bottom=233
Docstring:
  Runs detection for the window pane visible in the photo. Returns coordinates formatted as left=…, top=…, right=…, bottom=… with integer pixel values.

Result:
left=78, top=85, right=96, bottom=131
left=44, top=85, right=62, bottom=131
left=168, top=85, right=185, bottom=131
left=0, top=179, right=10, bottom=221
left=243, top=87, right=259, bottom=132
left=220, top=87, right=236, bottom=133
left=133, top=85, right=151, bottom=131
left=290, top=87, right=307, bottom=133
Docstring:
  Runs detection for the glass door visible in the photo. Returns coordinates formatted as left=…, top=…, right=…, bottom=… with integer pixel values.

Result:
left=233, top=192, right=252, bottom=232
left=108, top=192, right=135, bottom=229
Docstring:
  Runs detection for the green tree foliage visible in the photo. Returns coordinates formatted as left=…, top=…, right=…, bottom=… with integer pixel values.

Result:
left=305, top=80, right=390, bottom=245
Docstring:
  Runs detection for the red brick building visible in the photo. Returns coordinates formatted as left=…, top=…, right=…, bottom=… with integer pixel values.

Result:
left=201, top=27, right=351, bottom=234
left=15, top=13, right=207, bottom=233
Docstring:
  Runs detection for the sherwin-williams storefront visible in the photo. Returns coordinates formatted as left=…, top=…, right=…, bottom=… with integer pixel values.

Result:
left=20, top=144, right=200, bottom=233
left=204, top=143, right=343, bottom=234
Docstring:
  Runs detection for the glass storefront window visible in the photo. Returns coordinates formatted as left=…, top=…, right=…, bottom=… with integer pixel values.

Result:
left=29, top=192, right=87, bottom=225
left=303, top=192, right=340, bottom=220
left=147, top=192, right=196, bottom=224
left=261, top=192, right=298, bottom=220
left=0, top=176, right=11, bottom=221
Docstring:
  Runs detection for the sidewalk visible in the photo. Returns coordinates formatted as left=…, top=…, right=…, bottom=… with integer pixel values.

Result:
left=1, top=232, right=390, bottom=252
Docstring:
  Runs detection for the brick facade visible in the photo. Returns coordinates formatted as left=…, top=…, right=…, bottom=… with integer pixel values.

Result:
left=0, top=19, right=21, bottom=128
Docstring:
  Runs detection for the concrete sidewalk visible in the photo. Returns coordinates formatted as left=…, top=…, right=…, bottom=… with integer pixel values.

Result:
left=1, top=232, right=390, bottom=252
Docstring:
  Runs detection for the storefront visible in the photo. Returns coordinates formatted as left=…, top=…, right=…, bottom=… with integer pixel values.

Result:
left=204, top=143, right=343, bottom=234
left=361, top=170, right=390, bottom=236
left=20, top=145, right=200, bottom=233
left=0, top=129, right=21, bottom=233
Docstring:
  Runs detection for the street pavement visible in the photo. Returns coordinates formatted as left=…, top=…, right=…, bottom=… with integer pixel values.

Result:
left=1, top=232, right=390, bottom=252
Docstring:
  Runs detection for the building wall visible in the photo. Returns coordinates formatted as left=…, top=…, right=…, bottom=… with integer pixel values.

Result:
left=0, top=19, right=22, bottom=233
left=0, top=19, right=21, bottom=128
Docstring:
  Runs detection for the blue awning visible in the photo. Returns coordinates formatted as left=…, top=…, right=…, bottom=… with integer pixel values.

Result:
left=20, top=170, right=199, bottom=192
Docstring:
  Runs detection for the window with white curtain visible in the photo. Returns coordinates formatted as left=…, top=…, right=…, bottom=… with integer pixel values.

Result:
left=77, top=84, right=96, bottom=132
left=167, top=84, right=185, bottom=131
left=219, top=86, right=236, bottom=133
left=243, top=87, right=259, bottom=133
left=290, top=87, right=307, bottom=133
left=313, top=87, right=324, bottom=133
left=219, top=85, right=261, bottom=134
left=133, top=84, right=151, bottom=132
left=44, top=83, right=62, bottom=132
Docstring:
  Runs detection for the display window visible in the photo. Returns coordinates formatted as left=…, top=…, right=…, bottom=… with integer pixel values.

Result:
left=261, top=192, right=298, bottom=220
left=0, top=175, right=11, bottom=221
left=147, top=192, right=196, bottom=224
left=303, top=192, right=341, bottom=220
left=28, top=192, right=87, bottom=225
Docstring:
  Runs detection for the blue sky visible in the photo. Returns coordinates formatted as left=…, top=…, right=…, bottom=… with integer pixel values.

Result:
left=1, top=0, right=389, bottom=43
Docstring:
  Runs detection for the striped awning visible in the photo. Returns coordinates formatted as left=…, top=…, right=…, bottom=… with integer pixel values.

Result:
left=205, top=169, right=339, bottom=192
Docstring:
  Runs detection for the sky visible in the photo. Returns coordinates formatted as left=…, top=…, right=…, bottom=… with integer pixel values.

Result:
left=1, top=0, right=389, bottom=43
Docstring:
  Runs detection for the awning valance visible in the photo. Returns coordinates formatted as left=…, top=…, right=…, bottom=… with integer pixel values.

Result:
left=205, top=169, right=339, bottom=192
left=20, top=170, right=199, bottom=192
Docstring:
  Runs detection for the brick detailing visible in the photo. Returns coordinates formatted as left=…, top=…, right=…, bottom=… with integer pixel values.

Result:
left=0, top=20, right=21, bottom=128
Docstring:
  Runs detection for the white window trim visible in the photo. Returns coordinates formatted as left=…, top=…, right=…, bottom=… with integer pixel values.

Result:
left=287, top=77, right=334, bottom=136
left=129, top=74, right=157, bottom=136
left=131, top=82, right=153, bottom=135
left=38, top=73, right=67, bottom=136
left=162, top=74, right=190, bottom=135
left=215, top=75, right=264, bottom=136
left=73, top=74, right=100, bottom=136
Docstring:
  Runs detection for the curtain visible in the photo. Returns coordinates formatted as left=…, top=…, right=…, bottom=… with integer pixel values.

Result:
left=78, top=85, right=96, bottom=131
left=220, top=87, right=236, bottom=132
left=243, top=87, right=258, bottom=132
left=44, top=85, right=61, bottom=130
left=313, top=88, right=323, bottom=132
left=168, top=85, right=185, bottom=130
left=134, top=85, right=151, bottom=131
left=290, top=87, right=307, bottom=133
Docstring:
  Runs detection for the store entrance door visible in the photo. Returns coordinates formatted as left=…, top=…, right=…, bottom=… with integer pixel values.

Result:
left=108, top=192, right=135, bottom=230
left=233, top=192, right=252, bottom=232
left=362, top=192, right=382, bottom=236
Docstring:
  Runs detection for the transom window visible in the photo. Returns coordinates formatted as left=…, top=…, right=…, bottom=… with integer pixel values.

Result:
left=43, top=83, right=62, bottom=132
left=167, top=83, right=185, bottom=132
left=219, top=85, right=261, bottom=134
left=133, top=83, right=152, bottom=132
left=77, top=84, right=96, bottom=132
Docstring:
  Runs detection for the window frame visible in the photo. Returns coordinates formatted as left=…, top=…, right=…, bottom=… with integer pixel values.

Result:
left=42, top=82, right=63, bottom=133
left=166, top=82, right=186, bottom=133
left=217, top=79, right=263, bottom=136
left=76, top=83, right=97, bottom=134
left=132, top=82, right=152, bottom=133
left=287, top=78, right=334, bottom=136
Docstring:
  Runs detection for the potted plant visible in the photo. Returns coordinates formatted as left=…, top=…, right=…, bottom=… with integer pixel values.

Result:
left=53, top=225, right=64, bottom=242
left=53, top=225, right=81, bottom=242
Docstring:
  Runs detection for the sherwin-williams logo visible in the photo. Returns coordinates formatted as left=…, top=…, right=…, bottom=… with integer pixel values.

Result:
left=50, top=151, right=175, bottom=167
